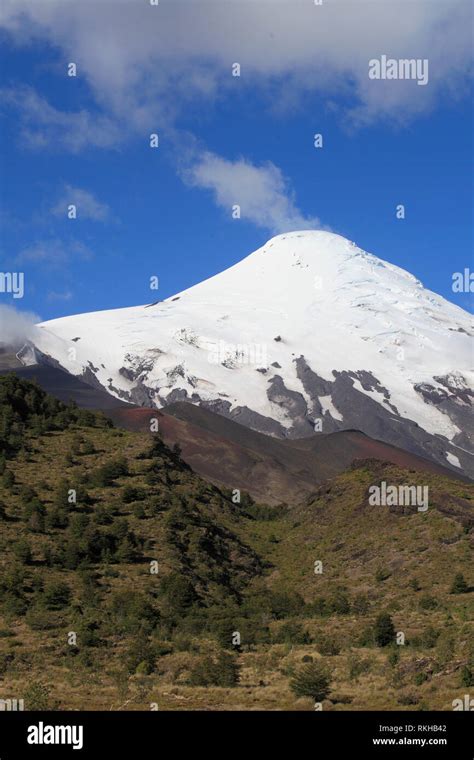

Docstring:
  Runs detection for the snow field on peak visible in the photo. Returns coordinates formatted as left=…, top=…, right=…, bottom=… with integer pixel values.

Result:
left=32, top=230, right=472, bottom=442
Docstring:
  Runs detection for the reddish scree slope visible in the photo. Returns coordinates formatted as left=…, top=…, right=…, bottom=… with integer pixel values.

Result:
left=108, top=403, right=465, bottom=505
left=1, top=360, right=465, bottom=505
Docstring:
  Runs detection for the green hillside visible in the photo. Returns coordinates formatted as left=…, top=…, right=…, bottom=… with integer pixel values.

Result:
left=0, top=375, right=472, bottom=710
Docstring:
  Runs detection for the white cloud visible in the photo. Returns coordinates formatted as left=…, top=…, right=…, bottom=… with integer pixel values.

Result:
left=0, top=0, right=471, bottom=140
left=0, top=305, right=40, bottom=346
left=16, top=238, right=93, bottom=267
left=51, top=185, right=110, bottom=221
left=1, top=0, right=472, bottom=234
left=0, top=87, right=122, bottom=152
left=184, top=152, right=320, bottom=233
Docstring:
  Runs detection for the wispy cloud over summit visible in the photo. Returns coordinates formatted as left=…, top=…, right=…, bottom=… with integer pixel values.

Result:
left=184, top=152, right=320, bottom=234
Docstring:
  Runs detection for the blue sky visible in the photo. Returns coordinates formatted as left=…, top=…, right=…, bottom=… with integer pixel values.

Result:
left=0, top=0, right=472, bottom=329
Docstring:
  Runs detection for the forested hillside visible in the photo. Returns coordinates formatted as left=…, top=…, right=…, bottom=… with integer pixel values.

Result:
left=0, top=376, right=472, bottom=710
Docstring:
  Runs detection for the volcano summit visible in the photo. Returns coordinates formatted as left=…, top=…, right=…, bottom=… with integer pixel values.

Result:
left=20, top=231, right=474, bottom=477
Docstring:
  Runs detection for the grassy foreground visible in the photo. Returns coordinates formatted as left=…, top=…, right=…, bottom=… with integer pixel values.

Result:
left=0, top=375, right=472, bottom=710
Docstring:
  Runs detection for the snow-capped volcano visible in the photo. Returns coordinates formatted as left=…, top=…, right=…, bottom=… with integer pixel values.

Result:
left=21, top=231, right=473, bottom=476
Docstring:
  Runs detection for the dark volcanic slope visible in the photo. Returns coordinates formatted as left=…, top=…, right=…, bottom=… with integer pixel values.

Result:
left=0, top=360, right=130, bottom=410
left=0, top=350, right=23, bottom=371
